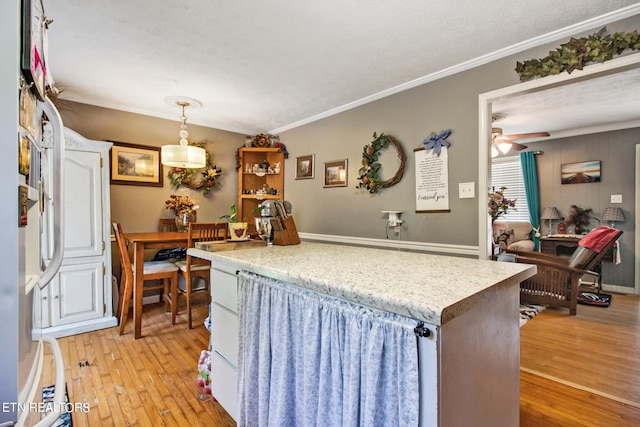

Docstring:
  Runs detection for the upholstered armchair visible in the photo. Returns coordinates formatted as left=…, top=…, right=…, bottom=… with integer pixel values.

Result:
left=506, top=226, right=623, bottom=315
left=492, top=221, right=535, bottom=252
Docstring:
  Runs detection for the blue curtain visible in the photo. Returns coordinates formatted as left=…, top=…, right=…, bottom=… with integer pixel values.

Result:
left=520, top=151, right=540, bottom=251
left=237, top=271, right=420, bottom=427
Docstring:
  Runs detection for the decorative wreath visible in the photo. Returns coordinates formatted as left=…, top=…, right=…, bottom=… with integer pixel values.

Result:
left=356, top=132, right=406, bottom=193
left=167, top=141, right=223, bottom=196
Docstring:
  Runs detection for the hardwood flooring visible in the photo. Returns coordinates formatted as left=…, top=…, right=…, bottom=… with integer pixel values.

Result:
left=40, top=294, right=640, bottom=426
left=40, top=302, right=235, bottom=426
left=520, top=292, right=640, bottom=426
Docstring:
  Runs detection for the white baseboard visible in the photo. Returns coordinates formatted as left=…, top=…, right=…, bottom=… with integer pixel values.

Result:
left=32, top=316, right=118, bottom=340
left=298, top=232, right=479, bottom=257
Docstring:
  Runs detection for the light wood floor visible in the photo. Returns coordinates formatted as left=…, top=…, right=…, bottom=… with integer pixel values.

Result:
left=40, top=302, right=235, bottom=426
left=520, top=292, right=640, bottom=426
left=41, top=294, right=640, bottom=426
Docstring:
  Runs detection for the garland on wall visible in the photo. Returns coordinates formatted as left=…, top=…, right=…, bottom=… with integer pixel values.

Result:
left=167, top=141, right=223, bottom=195
left=356, top=132, right=406, bottom=193
left=515, top=27, right=640, bottom=82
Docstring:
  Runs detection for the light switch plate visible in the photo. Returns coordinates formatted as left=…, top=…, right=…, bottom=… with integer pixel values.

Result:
left=459, top=182, right=475, bottom=199
left=611, top=194, right=622, bottom=203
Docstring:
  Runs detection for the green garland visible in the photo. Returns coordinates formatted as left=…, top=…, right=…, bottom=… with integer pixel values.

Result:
left=167, top=141, right=223, bottom=196
left=515, top=27, right=640, bottom=82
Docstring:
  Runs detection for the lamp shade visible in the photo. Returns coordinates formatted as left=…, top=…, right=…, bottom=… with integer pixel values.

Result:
left=602, top=207, right=624, bottom=223
left=541, top=206, right=561, bottom=220
left=161, top=144, right=206, bottom=169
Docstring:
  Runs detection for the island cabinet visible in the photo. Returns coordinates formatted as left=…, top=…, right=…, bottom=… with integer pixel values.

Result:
left=237, top=147, right=284, bottom=223
left=192, top=243, right=536, bottom=426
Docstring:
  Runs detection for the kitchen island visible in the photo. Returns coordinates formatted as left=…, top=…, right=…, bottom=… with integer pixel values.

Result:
left=189, top=242, right=536, bottom=426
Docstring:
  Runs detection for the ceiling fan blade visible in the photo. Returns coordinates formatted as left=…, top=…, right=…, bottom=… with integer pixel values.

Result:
left=504, top=132, right=550, bottom=139
left=510, top=141, right=528, bottom=151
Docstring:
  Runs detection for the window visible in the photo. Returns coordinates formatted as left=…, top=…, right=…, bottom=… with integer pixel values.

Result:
left=491, top=156, right=530, bottom=222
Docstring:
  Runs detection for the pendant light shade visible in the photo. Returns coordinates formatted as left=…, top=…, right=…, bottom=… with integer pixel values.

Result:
left=161, top=98, right=206, bottom=169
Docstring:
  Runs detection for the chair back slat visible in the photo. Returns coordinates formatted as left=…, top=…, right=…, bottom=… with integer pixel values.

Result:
left=112, top=222, right=133, bottom=286
left=158, top=218, right=178, bottom=232
left=187, top=222, right=228, bottom=247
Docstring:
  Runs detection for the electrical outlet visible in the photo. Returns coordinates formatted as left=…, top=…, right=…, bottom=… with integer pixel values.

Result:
left=611, top=194, right=622, bottom=203
left=459, top=182, right=475, bottom=199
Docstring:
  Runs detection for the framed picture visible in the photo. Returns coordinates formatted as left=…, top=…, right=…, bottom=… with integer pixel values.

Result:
left=110, top=141, right=164, bottom=187
left=561, top=160, right=601, bottom=184
left=21, top=0, right=46, bottom=101
left=19, top=185, right=28, bottom=227
left=19, top=135, right=31, bottom=176
left=19, top=83, right=38, bottom=139
left=295, top=154, right=315, bottom=179
left=323, top=159, right=348, bottom=188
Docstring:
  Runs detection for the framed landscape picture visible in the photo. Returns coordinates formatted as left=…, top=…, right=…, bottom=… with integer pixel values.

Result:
left=295, top=154, right=315, bottom=179
left=561, top=160, right=601, bottom=184
left=110, top=141, right=163, bottom=187
left=323, top=159, right=347, bottom=188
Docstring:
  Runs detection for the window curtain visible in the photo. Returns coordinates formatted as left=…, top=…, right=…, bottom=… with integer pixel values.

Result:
left=237, top=271, right=420, bottom=427
left=520, top=151, right=540, bottom=251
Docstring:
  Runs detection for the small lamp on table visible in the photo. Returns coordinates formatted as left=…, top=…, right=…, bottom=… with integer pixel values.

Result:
left=541, top=207, right=561, bottom=236
left=601, top=207, right=624, bottom=229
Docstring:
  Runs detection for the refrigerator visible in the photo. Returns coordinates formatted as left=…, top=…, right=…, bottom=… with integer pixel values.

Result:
left=1, top=1, right=67, bottom=425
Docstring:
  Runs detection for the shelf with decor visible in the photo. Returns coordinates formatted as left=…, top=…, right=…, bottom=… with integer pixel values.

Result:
left=237, top=147, right=284, bottom=223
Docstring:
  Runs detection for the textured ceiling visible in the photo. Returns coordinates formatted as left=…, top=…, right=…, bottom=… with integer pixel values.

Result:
left=44, top=1, right=640, bottom=135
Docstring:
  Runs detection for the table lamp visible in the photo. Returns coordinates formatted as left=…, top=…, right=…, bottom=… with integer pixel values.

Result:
left=601, top=207, right=624, bottom=228
left=541, top=207, right=561, bottom=236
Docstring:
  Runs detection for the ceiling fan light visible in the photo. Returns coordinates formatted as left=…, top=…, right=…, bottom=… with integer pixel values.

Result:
left=498, top=142, right=512, bottom=154
left=491, top=145, right=499, bottom=158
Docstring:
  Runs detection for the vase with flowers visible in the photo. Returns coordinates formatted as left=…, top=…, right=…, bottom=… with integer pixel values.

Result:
left=488, top=186, right=516, bottom=221
left=165, top=194, right=199, bottom=232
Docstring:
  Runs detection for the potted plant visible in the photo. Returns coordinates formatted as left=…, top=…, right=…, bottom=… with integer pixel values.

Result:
left=566, top=205, right=593, bottom=234
left=218, top=204, right=249, bottom=240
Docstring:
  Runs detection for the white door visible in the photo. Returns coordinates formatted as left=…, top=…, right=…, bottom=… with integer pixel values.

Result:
left=50, top=261, right=104, bottom=326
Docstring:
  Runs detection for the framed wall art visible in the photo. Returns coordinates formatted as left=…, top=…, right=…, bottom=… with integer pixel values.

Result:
left=21, top=0, right=46, bottom=101
left=323, top=159, right=347, bottom=188
left=110, top=141, right=164, bottom=187
left=19, top=135, right=31, bottom=176
left=561, top=160, right=601, bottom=184
left=295, top=154, right=315, bottom=179
left=19, top=185, right=28, bottom=227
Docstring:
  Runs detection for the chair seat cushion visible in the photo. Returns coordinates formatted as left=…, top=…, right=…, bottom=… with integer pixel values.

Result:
left=174, top=260, right=211, bottom=272
left=507, top=239, right=535, bottom=251
left=143, top=260, right=179, bottom=274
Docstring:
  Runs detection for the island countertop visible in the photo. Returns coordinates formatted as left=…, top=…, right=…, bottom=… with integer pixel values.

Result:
left=189, top=241, right=536, bottom=326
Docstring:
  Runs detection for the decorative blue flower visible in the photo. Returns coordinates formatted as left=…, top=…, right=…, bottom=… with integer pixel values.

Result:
left=422, top=129, right=451, bottom=157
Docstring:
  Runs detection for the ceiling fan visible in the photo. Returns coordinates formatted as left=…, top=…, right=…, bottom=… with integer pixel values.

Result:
left=491, top=127, right=550, bottom=157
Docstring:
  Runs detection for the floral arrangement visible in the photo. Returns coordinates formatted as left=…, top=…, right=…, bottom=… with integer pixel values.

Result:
left=167, top=141, right=223, bottom=196
left=165, top=194, right=199, bottom=216
left=488, top=186, right=516, bottom=221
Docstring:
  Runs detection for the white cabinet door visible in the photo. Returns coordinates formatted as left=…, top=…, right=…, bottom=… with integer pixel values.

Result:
left=50, top=260, right=104, bottom=327
left=45, top=150, right=103, bottom=260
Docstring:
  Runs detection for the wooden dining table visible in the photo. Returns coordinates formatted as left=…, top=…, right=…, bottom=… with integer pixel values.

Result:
left=123, top=231, right=265, bottom=338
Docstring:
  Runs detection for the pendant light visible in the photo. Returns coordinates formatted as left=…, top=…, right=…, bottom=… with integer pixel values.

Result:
left=161, top=97, right=206, bottom=169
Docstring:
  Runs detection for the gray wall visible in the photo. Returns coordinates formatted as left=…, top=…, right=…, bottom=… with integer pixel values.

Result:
left=279, top=16, right=640, bottom=249
left=524, top=128, right=638, bottom=288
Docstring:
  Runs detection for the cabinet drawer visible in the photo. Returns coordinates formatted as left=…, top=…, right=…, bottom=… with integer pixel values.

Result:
left=210, top=351, right=238, bottom=422
left=211, top=268, right=238, bottom=312
left=211, top=304, right=239, bottom=366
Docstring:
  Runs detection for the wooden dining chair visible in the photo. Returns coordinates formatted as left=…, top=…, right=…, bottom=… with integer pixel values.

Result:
left=173, top=222, right=228, bottom=328
left=112, top=222, right=179, bottom=336
left=158, top=218, right=178, bottom=232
